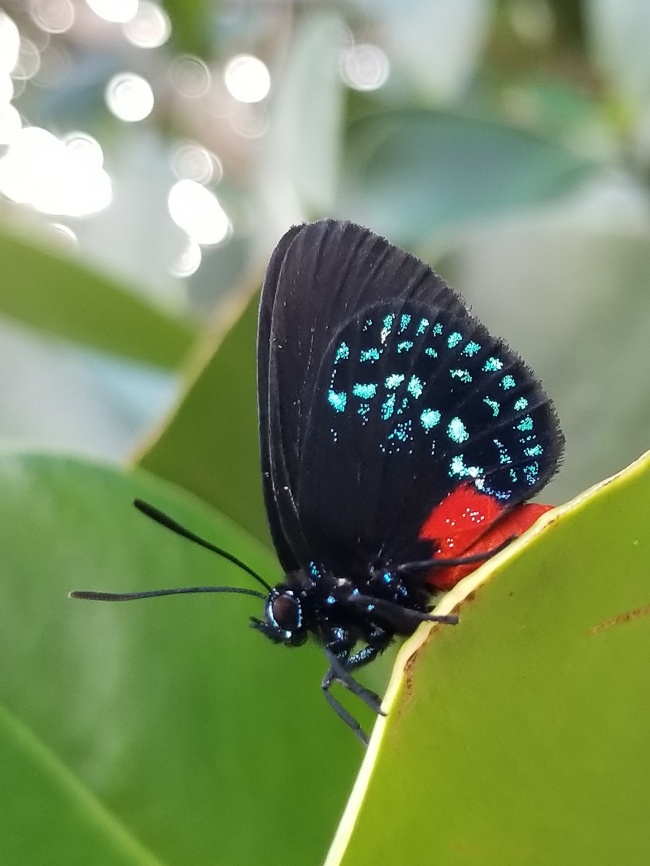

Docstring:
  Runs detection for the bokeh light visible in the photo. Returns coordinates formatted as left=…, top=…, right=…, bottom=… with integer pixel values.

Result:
left=224, top=55, right=271, bottom=103
left=85, top=0, right=138, bottom=24
left=171, top=142, right=222, bottom=184
left=31, top=0, right=75, bottom=34
left=0, top=104, right=21, bottom=145
left=12, top=39, right=41, bottom=82
left=340, top=44, right=389, bottom=91
left=0, top=127, right=112, bottom=215
left=169, top=236, right=202, bottom=278
left=105, top=73, right=154, bottom=122
left=170, top=56, right=211, bottom=98
left=167, top=180, right=230, bottom=246
left=123, top=1, right=171, bottom=49
left=0, top=12, right=20, bottom=75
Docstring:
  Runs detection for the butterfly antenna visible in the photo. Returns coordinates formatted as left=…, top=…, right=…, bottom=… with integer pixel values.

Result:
left=69, top=500, right=273, bottom=603
left=132, top=499, right=273, bottom=592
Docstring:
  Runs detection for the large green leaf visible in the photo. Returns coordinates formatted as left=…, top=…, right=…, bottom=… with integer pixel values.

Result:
left=0, top=228, right=195, bottom=368
left=135, top=290, right=269, bottom=546
left=328, top=448, right=650, bottom=865
left=337, top=109, right=595, bottom=245
left=0, top=451, right=360, bottom=865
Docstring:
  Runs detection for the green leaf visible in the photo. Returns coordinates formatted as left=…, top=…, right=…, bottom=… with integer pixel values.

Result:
left=135, top=290, right=270, bottom=546
left=164, top=0, right=213, bottom=58
left=328, top=449, right=650, bottom=865
left=337, top=108, right=595, bottom=245
left=0, top=227, right=195, bottom=368
left=0, top=451, right=360, bottom=865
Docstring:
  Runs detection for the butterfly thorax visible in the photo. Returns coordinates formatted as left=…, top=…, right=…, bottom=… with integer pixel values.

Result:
left=250, top=559, right=435, bottom=655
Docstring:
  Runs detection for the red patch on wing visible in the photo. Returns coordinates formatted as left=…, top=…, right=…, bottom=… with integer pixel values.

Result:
left=418, top=483, right=552, bottom=590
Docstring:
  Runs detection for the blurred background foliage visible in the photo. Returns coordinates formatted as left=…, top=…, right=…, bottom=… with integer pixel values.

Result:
left=1, top=0, right=650, bottom=864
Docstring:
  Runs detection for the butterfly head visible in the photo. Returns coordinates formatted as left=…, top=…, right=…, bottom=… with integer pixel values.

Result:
left=250, top=586, right=309, bottom=646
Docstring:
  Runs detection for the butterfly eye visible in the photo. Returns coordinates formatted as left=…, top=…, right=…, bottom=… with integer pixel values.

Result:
left=269, top=591, right=302, bottom=633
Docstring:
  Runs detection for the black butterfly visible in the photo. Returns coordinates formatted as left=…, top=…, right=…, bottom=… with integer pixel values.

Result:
left=72, top=220, right=564, bottom=744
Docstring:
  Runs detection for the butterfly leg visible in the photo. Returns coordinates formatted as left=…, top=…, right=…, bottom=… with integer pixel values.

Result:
left=322, top=632, right=394, bottom=744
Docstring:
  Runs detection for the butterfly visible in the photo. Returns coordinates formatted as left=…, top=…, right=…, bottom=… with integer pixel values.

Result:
left=72, top=220, right=564, bottom=744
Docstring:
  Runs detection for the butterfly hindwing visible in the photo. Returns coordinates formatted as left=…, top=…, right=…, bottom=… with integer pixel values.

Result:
left=259, top=220, right=564, bottom=578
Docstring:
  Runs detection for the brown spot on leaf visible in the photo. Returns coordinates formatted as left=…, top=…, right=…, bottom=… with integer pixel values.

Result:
left=589, top=602, right=650, bottom=635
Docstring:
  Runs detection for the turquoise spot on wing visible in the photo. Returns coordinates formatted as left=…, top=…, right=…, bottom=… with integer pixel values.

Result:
left=447, top=416, right=469, bottom=443
left=352, top=383, right=377, bottom=399
left=385, top=373, right=404, bottom=390
left=501, top=374, right=516, bottom=390
left=514, top=397, right=528, bottom=411
left=447, top=331, right=463, bottom=348
left=381, top=394, right=396, bottom=420
left=425, top=347, right=438, bottom=358
left=335, top=342, right=349, bottom=363
left=328, top=390, right=347, bottom=413
left=421, top=409, right=441, bottom=430
left=416, top=318, right=429, bottom=335
left=516, top=415, right=533, bottom=431
left=524, top=444, right=543, bottom=457
left=399, top=313, right=411, bottom=333
left=483, top=357, right=503, bottom=372
left=381, top=314, right=395, bottom=344
left=450, top=368, right=472, bottom=383
left=397, top=340, right=414, bottom=353
left=360, top=348, right=380, bottom=362
left=462, top=341, right=481, bottom=357
left=483, top=397, right=500, bottom=417
left=432, top=323, right=443, bottom=336
left=408, top=376, right=423, bottom=398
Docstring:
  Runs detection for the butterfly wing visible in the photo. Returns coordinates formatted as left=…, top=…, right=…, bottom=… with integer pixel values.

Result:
left=258, top=220, right=564, bottom=578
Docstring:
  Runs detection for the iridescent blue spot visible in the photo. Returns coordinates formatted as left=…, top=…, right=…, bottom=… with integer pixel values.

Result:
left=425, top=347, right=438, bottom=358
left=501, top=375, right=516, bottom=390
left=416, top=318, right=429, bottom=335
left=524, top=462, right=540, bottom=484
left=328, top=390, right=347, bottom=413
left=399, top=313, right=411, bottom=333
left=448, top=417, right=469, bottom=443
left=363, top=318, right=373, bottom=331
left=447, top=331, right=463, bottom=348
left=451, top=368, right=472, bottom=384
left=397, top=340, right=414, bottom=353
left=358, top=403, right=371, bottom=423
left=449, top=455, right=482, bottom=482
left=509, top=468, right=519, bottom=483
left=493, top=438, right=512, bottom=465
left=360, top=348, right=380, bottom=362
left=326, top=595, right=336, bottom=605
left=484, top=397, right=500, bottom=417
left=335, top=342, right=349, bottom=363
left=388, top=421, right=412, bottom=443
left=385, top=373, right=404, bottom=390
left=514, top=397, right=528, bottom=411
left=483, top=357, right=503, bottom=372
left=432, top=323, right=443, bottom=336
left=408, top=376, right=423, bottom=398
left=381, top=394, right=396, bottom=420
left=381, top=314, right=395, bottom=343
left=516, top=415, right=533, bottom=431
left=421, top=409, right=441, bottom=430
left=352, top=383, right=377, bottom=399
left=381, top=573, right=391, bottom=584
left=525, top=444, right=543, bottom=457
left=462, top=341, right=481, bottom=357
left=309, top=561, right=320, bottom=579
